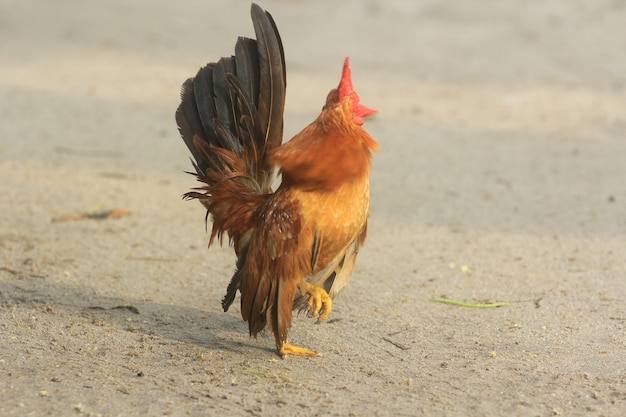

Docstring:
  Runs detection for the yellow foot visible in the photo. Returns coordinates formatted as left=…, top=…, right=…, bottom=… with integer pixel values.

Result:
left=305, top=283, right=332, bottom=322
left=279, top=342, right=319, bottom=358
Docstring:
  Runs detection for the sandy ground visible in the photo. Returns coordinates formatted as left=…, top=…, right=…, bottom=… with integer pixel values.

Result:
left=1, top=0, right=625, bottom=416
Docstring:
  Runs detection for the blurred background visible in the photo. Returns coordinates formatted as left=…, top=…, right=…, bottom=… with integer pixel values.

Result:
left=2, top=0, right=625, bottom=236
left=1, top=2, right=625, bottom=415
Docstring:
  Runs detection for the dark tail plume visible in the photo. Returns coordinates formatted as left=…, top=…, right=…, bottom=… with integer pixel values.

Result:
left=175, top=3, right=286, bottom=193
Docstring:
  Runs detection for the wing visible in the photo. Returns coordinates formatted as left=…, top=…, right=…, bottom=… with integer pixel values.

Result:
left=294, top=223, right=368, bottom=310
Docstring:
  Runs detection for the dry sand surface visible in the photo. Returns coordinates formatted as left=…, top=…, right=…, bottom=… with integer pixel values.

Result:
left=1, top=0, right=625, bottom=416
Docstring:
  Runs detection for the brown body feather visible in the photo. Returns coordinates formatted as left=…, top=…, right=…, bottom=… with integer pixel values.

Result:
left=176, top=4, right=377, bottom=356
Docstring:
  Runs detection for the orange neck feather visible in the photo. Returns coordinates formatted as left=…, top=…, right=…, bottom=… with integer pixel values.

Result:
left=270, top=106, right=377, bottom=192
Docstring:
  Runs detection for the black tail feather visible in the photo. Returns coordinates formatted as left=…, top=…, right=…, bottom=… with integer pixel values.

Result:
left=251, top=4, right=286, bottom=151
left=177, top=80, right=222, bottom=176
left=211, top=58, right=238, bottom=149
left=190, top=64, right=219, bottom=147
left=235, top=37, right=261, bottom=110
left=175, top=3, right=286, bottom=192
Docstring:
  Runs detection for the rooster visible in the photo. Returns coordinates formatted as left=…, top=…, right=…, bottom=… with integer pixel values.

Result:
left=176, top=3, right=377, bottom=357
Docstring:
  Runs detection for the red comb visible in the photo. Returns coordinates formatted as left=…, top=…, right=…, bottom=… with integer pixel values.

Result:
left=338, top=57, right=354, bottom=100
left=337, top=57, right=377, bottom=126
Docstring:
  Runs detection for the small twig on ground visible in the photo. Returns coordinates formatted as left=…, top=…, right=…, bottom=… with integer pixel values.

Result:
left=52, top=209, right=131, bottom=222
left=382, top=337, right=411, bottom=351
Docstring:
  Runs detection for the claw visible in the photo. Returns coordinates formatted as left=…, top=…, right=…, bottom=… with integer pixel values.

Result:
left=304, top=282, right=332, bottom=322
left=279, top=342, right=319, bottom=358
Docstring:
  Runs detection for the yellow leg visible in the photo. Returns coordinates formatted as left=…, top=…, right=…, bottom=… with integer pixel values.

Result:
left=304, top=282, right=332, bottom=322
left=279, top=342, right=319, bottom=358
left=275, top=283, right=332, bottom=358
